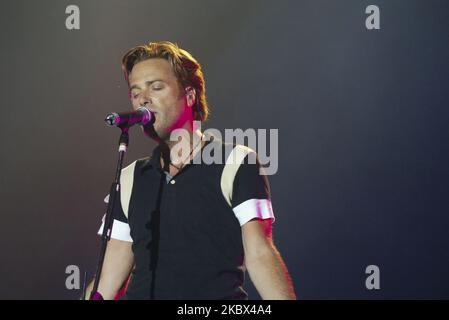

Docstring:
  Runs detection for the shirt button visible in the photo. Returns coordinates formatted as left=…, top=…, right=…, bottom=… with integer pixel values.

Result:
left=170, top=180, right=176, bottom=185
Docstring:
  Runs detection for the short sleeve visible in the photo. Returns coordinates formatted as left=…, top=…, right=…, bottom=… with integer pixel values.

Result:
left=97, top=192, right=133, bottom=242
left=230, top=150, right=275, bottom=226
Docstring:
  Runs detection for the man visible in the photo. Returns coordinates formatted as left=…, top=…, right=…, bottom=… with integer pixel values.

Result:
left=86, top=41, right=296, bottom=300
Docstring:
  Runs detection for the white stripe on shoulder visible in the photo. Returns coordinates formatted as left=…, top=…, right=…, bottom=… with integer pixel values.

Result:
left=119, top=160, right=137, bottom=219
left=220, top=145, right=255, bottom=207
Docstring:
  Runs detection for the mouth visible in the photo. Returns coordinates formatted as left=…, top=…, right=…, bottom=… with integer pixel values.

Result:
left=145, top=109, right=157, bottom=120
left=151, top=111, right=159, bottom=126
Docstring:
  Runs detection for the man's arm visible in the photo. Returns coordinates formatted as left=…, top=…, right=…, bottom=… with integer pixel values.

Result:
left=84, top=238, right=134, bottom=300
left=242, top=219, right=296, bottom=300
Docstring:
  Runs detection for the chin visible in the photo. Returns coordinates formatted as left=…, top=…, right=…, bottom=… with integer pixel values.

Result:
left=143, top=123, right=171, bottom=143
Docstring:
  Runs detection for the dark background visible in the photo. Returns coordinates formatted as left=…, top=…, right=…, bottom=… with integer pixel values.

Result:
left=0, top=0, right=448, bottom=299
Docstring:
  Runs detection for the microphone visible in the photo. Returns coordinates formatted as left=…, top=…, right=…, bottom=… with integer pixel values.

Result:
left=105, top=106, right=154, bottom=128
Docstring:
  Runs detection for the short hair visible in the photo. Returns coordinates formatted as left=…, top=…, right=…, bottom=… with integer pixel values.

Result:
left=121, top=41, right=209, bottom=122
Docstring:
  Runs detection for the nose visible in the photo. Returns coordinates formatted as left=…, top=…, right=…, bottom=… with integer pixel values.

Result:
left=137, top=88, right=153, bottom=107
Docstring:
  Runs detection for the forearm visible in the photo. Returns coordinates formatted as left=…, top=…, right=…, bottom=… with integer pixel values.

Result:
left=83, top=276, right=123, bottom=300
left=82, top=239, right=134, bottom=300
left=246, top=245, right=296, bottom=300
left=83, top=280, right=97, bottom=300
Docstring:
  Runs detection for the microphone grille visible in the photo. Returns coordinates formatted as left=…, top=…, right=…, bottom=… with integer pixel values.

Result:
left=104, top=113, right=118, bottom=126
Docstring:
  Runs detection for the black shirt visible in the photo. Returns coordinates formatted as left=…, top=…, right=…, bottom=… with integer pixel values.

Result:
left=98, top=138, right=275, bottom=299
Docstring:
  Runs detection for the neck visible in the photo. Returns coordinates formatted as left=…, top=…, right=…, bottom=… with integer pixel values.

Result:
left=162, top=119, right=200, bottom=150
left=159, top=121, right=203, bottom=171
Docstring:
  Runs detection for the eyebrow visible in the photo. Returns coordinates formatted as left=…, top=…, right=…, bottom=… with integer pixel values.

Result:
left=130, top=79, right=164, bottom=91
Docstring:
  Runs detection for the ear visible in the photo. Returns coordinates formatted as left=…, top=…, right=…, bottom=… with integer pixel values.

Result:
left=185, top=86, right=196, bottom=108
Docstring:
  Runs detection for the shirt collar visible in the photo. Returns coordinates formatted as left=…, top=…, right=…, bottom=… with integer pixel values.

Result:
left=140, top=144, right=162, bottom=172
left=140, top=138, right=214, bottom=173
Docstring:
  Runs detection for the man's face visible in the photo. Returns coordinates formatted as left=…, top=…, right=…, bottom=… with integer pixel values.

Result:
left=128, top=58, right=191, bottom=141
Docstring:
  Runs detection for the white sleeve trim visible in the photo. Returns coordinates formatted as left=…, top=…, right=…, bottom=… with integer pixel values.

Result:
left=97, top=216, right=133, bottom=242
left=232, top=198, right=275, bottom=226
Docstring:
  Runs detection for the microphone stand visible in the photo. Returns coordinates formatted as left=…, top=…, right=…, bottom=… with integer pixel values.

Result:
left=89, top=128, right=129, bottom=300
